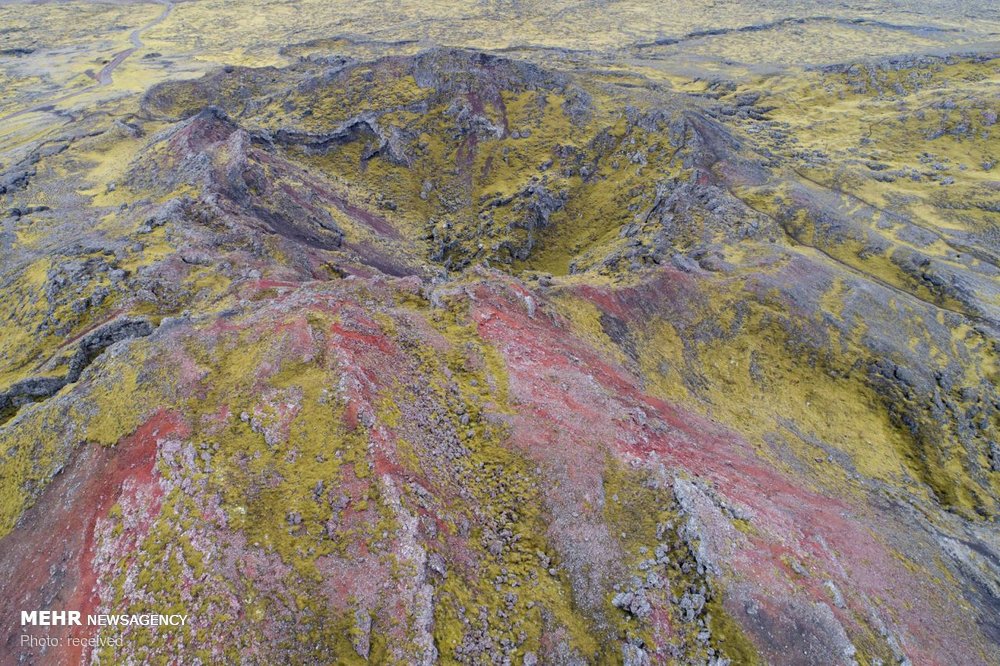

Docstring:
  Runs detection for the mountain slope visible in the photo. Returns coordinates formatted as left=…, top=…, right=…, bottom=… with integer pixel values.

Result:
left=0, top=48, right=998, bottom=665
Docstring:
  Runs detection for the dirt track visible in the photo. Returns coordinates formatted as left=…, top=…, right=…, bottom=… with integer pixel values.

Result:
left=0, top=0, right=173, bottom=122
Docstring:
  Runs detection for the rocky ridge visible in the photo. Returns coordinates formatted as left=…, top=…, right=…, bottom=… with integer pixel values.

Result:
left=0, top=47, right=997, bottom=665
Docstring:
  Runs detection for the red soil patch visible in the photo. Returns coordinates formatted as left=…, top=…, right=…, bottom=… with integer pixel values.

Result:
left=0, top=410, right=188, bottom=665
left=470, top=282, right=984, bottom=664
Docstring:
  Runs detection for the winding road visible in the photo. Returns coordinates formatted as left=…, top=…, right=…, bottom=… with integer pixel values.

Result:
left=0, top=0, right=174, bottom=123
left=94, top=0, right=174, bottom=85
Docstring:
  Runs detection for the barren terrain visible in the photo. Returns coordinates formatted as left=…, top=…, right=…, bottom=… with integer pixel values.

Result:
left=1, top=1, right=998, bottom=664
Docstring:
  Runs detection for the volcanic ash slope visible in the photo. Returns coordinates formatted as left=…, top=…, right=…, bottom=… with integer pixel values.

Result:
left=0, top=49, right=998, bottom=665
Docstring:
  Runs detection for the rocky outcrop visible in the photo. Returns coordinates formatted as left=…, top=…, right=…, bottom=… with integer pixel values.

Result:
left=0, top=317, right=153, bottom=422
left=0, top=47, right=997, bottom=665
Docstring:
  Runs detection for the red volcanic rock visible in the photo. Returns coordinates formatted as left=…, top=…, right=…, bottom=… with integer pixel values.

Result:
left=0, top=47, right=997, bottom=665
left=1, top=411, right=187, bottom=664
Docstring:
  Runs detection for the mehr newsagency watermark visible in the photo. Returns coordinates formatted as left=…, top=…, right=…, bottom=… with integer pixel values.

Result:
left=19, top=610, right=189, bottom=649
